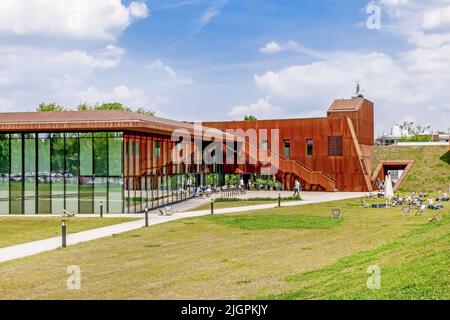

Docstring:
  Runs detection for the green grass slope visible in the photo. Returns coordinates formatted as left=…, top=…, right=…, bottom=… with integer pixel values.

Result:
left=265, top=216, right=450, bottom=300
left=372, top=146, right=450, bottom=193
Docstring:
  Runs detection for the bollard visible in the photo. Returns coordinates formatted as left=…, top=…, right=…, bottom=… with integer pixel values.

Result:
left=278, top=193, right=281, bottom=207
left=100, top=201, right=103, bottom=218
left=211, top=199, right=214, bottom=214
left=145, top=207, right=149, bottom=227
left=61, top=219, right=67, bottom=248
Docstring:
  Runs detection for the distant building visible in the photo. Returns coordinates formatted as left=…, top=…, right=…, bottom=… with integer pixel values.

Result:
left=376, top=125, right=449, bottom=146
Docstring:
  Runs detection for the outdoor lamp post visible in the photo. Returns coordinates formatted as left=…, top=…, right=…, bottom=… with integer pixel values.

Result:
left=61, top=219, right=67, bottom=248
left=145, top=207, right=149, bottom=227
left=100, top=201, right=103, bottom=218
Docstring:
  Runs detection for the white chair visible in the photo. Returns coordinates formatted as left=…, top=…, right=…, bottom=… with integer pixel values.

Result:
left=416, top=204, right=426, bottom=216
left=331, top=209, right=342, bottom=219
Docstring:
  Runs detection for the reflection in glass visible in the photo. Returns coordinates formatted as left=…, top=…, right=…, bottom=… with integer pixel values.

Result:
left=79, top=176, right=93, bottom=213
left=108, top=177, right=122, bottom=213
left=0, top=134, right=9, bottom=214
left=80, top=134, right=93, bottom=176
left=10, top=136, right=22, bottom=214
left=51, top=136, right=65, bottom=214
left=24, top=136, right=36, bottom=214
left=65, top=135, right=79, bottom=213
left=38, top=135, right=51, bottom=213
left=94, top=177, right=107, bottom=214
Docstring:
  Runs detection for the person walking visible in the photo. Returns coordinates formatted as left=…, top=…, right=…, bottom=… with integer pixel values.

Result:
left=293, top=179, right=301, bottom=197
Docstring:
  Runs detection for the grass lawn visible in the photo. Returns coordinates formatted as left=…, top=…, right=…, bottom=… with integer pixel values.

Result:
left=190, top=200, right=275, bottom=211
left=189, top=197, right=301, bottom=211
left=0, top=198, right=448, bottom=299
left=372, top=145, right=449, bottom=193
left=0, top=217, right=137, bottom=248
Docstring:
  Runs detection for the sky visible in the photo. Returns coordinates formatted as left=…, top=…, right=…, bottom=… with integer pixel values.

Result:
left=0, top=0, right=449, bottom=136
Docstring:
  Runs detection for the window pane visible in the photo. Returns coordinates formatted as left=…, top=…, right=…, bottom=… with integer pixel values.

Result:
left=0, top=175, right=8, bottom=214
left=65, top=136, right=79, bottom=213
left=0, top=135, right=9, bottom=214
left=328, top=136, right=343, bottom=156
left=65, top=177, right=78, bottom=213
left=108, top=177, right=122, bottom=213
left=10, top=137, right=22, bottom=214
left=24, top=137, right=36, bottom=214
left=51, top=136, right=65, bottom=173
left=79, top=177, right=93, bottom=213
left=155, top=141, right=160, bottom=158
left=80, top=134, right=93, bottom=176
left=38, top=136, right=51, bottom=213
left=306, top=139, right=313, bottom=156
left=94, top=135, right=108, bottom=176
left=94, top=177, right=107, bottom=213
left=0, top=134, right=9, bottom=175
left=284, top=140, right=291, bottom=157
left=109, top=135, right=122, bottom=176
left=51, top=137, right=65, bottom=214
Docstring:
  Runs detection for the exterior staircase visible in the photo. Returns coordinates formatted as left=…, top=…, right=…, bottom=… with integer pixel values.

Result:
left=230, top=139, right=337, bottom=192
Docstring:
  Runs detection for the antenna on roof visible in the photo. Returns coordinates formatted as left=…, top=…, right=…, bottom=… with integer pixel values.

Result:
left=354, top=80, right=365, bottom=98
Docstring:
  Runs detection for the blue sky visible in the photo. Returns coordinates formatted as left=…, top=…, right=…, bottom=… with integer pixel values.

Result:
left=0, top=0, right=449, bottom=135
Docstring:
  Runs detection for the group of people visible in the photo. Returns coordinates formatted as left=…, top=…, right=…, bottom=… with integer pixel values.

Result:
left=392, top=191, right=448, bottom=210
left=376, top=177, right=385, bottom=192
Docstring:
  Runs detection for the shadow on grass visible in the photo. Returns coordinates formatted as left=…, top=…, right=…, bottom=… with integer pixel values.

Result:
left=439, top=151, right=450, bottom=164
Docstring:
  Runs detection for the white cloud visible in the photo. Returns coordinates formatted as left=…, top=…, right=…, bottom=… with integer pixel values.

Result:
left=94, top=45, right=126, bottom=69
left=259, top=40, right=327, bottom=59
left=77, top=85, right=169, bottom=111
left=0, top=0, right=148, bottom=40
left=147, top=59, right=194, bottom=86
left=190, top=0, right=228, bottom=37
left=128, top=1, right=149, bottom=19
left=259, top=41, right=283, bottom=55
left=78, top=85, right=145, bottom=106
left=0, top=45, right=125, bottom=88
left=228, top=96, right=283, bottom=120
left=251, top=1, right=450, bottom=130
left=381, top=0, right=450, bottom=48
left=254, top=47, right=450, bottom=129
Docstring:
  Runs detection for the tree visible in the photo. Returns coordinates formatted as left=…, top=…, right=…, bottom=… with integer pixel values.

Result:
left=36, top=103, right=66, bottom=112
left=37, top=101, right=155, bottom=116
left=244, top=115, right=257, bottom=121
left=135, top=107, right=155, bottom=116
left=95, top=102, right=132, bottom=111
left=76, top=102, right=154, bottom=116
left=77, top=102, right=92, bottom=111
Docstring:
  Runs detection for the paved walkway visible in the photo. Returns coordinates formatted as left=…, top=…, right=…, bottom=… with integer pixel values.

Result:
left=0, top=192, right=365, bottom=263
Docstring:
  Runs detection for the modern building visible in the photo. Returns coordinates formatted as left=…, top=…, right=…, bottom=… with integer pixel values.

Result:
left=204, top=97, right=374, bottom=192
left=0, top=97, right=375, bottom=215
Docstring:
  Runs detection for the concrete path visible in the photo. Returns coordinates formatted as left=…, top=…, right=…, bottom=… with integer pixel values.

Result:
left=0, top=192, right=365, bottom=263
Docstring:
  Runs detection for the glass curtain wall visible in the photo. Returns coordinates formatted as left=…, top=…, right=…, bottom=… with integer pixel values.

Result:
left=123, top=132, right=215, bottom=213
left=0, top=130, right=220, bottom=214
left=0, top=132, right=123, bottom=214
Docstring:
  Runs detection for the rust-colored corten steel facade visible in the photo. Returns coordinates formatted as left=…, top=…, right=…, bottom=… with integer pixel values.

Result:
left=204, top=98, right=374, bottom=192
